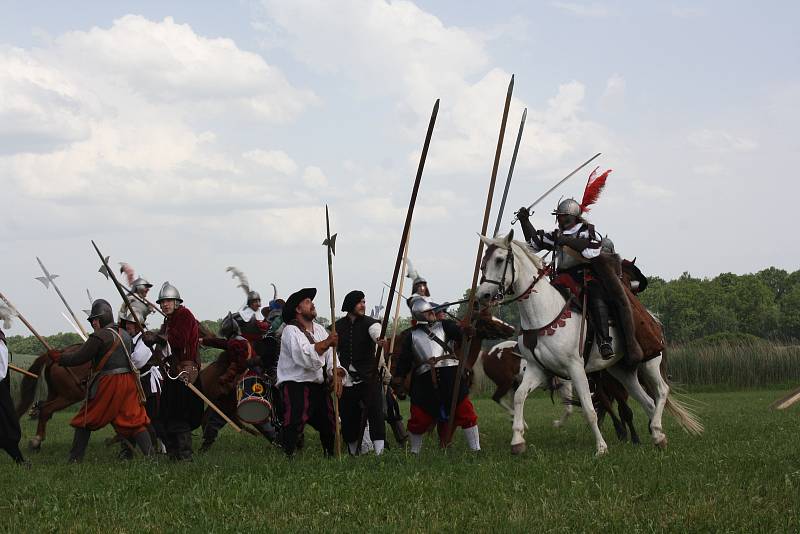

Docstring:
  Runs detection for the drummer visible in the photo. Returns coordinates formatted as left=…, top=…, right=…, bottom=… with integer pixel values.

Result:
left=198, top=312, right=261, bottom=452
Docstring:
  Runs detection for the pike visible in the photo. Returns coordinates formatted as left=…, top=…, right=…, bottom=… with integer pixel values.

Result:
left=375, top=99, right=439, bottom=366
left=61, top=311, right=87, bottom=341
left=91, top=241, right=150, bottom=406
left=493, top=108, right=527, bottom=237
left=509, top=152, right=602, bottom=225
left=322, top=205, right=342, bottom=457
left=446, top=74, right=514, bottom=445
left=388, top=232, right=412, bottom=355
left=98, top=263, right=165, bottom=317
left=35, top=256, right=89, bottom=338
left=0, top=291, right=53, bottom=353
left=770, top=386, right=800, bottom=410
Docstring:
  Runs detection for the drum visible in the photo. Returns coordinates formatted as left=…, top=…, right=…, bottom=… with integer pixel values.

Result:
left=236, top=372, right=273, bottom=424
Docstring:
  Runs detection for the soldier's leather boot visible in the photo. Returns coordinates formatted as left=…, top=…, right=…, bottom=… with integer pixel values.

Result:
left=133, top=430, right=153, bottom=457
left=589, top=297, right=615, bottom=359
left=68, top=428, right=91, bottom=464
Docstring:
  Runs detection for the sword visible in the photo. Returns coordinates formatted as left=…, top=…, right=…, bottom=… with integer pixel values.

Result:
left=510, top=152, right=602, bottom=225
left=35, top=256, right=89, bottom=337
left=494, top=108, right=527, bottom=236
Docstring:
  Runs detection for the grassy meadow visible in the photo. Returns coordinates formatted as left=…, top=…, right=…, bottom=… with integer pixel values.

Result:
left=2, top=387, right=799, bottom=533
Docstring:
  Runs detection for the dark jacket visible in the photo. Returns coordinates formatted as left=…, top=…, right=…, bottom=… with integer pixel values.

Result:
left=335, top=314, right=379, bottom=382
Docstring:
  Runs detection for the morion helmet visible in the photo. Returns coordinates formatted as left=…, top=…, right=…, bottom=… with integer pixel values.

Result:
left=552, top=198, right=582, bottom=217
left=131, top=277, right=153, bottom=290
left=157, top=281, right=183, bottom=304
left=247, top=291, right=261, bottom=304
left=409, top=297, right=434, bottom=323
left=219, top=312, right=241, bottom=339
left=87, top=299, right=114, bottom=327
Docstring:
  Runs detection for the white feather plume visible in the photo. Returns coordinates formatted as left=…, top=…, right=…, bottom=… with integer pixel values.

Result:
left=0, top=303, right=16, bottom=329
left=405, top=259, right=419, bottom=282
left=226, top=266, right=250, bottom=295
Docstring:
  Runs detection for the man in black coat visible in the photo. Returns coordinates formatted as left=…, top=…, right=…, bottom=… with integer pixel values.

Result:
left=335, top=290, right=389, bottom=455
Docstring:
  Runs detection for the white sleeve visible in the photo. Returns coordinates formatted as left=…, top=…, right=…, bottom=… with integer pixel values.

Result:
left=368, top=323, right=382, bottom=343
left=285, top=326, right=324, bottom=371
left=0, top=342, right=8, bottom=381
left=130, top=339, right=152, bottom=370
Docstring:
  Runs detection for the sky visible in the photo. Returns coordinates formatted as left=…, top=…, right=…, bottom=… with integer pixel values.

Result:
left=1, top=0, right=798, bottom=337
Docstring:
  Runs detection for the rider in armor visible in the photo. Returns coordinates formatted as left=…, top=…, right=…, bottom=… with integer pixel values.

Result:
left=393, top=298, right=480, bottom=453
left=50, top=299, right=152, bottom=462
left=516, top=199, right=643, bottom=365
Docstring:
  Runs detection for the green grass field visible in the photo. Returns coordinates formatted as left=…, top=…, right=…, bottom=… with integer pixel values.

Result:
left=2, top=389, right=799, bottom=533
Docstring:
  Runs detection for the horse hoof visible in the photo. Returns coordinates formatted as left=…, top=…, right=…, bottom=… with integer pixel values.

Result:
left=595, top=445, right=608, bottom=457
left=655, top=436, right=668, bottom=450
left=552, top=420, right=562, bottom=428
left=28, top=437, right=42, bottom=451
left=511, top=442, right=527, bottom=455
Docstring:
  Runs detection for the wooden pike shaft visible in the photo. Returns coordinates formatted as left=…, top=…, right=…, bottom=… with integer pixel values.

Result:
left=388, top=231, right=412, bottom=355
left=36, top=257, right=88, bottom=338
left=377, top=99, right=439, bottom=361
left=9, top=363, right=38, bottom=379
left=186, top=381, right=242, bottom=432
left=324, top=205, right=342, bottom=457
left=91, top=241, right=146, bottom=334
left=0, top=291, right=53, bottom=351
left=122, top=284, right=166, bottom=317
left=446, top=75, right=515, bottom=444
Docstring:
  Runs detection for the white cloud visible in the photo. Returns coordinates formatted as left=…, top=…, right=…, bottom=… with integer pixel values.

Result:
left=551, top=2, right=610, bottom=18
left=687, top=129, right=758, bottom=152
left=0, top=15, right=322, bottom=211
left=692, top=163, right=724, bottom=176
left=302, top=166, right=328, bottom=188
left=632, top=179, right=674, bottom=199
left=243, top=149, right=298, bottom=175
left=671, top=6, right=706, bottom=18
left=600, top=74, right=626, bottom=110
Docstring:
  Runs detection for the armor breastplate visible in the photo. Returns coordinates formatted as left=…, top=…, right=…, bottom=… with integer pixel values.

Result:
left=556, top=245, right=585, bottom=271
left=410, top=324, right=457, bottom=375
left=98, top=327, right=133, bottom=372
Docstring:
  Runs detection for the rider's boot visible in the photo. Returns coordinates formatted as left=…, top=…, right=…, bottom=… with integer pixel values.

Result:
left=589, top=296, right=615, bottom=359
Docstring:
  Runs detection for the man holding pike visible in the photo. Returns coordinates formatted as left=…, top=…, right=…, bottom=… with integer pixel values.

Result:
left=276, top=288, right=343, bottom=457
left=50, top=299, right=152, bottom=463
left=393, top=298, right=480, bottom=453
left=335, top=290, right=390, bottom=456
left=156, top=282, right=205, bottom=461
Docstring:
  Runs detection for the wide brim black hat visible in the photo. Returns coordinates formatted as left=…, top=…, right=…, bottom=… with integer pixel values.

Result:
left=282, top=288, right=317, bottom=323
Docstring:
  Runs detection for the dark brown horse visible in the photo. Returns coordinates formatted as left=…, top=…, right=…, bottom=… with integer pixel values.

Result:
left=16, top=344, right=88, bottom=450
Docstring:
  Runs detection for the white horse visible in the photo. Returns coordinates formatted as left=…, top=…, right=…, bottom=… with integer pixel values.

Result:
left=476, top=231, right=702, bottom=456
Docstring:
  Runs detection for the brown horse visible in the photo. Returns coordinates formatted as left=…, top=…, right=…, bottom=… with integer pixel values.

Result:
left=16, top=344, right=88, bottom=450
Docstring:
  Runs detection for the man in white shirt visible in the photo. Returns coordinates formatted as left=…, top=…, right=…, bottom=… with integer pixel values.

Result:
left=276, top=288, right=342, bottom=457
left=0, top=325, right=28, bottom=466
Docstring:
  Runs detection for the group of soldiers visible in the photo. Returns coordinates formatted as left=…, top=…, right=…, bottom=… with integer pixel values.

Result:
left=0, top=193, right=645, bottom=464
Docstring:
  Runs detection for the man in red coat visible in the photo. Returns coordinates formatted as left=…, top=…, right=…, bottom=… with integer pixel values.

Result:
left=156, top=282, right=204, bottom=461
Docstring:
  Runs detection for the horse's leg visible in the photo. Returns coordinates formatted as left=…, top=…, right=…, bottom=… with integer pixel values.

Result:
left=607, top=364, right=663, bottom=447
left=617, top=397, right=639, bottom=444
left=553, top=380, right=574, bottom=428
left=31, top=394, right=76, bottom=450
left=637, top=358, right=669, bottom=448
left=597, top=386, right=626, bottom=442
left=568, top=364, right=608, bottom=456
left=510, top=364, right=545, bottom=455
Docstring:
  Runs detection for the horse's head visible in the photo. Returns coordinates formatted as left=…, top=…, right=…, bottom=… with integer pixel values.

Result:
left=477, top=230, right=516, bottom=303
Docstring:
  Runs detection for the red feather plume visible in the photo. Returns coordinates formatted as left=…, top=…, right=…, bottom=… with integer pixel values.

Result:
left=580, top=167, right=611, bottom=212
left=119, top=262, right=136, bottom=286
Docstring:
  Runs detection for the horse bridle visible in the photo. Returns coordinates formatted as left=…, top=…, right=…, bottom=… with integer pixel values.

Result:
left=480, top=244, right=550, bottom=306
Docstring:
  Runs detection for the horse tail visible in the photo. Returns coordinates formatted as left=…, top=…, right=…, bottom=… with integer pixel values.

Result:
left=16, top=353, right=49, bottom=418
left=657, top=349, right=704, bottom=435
